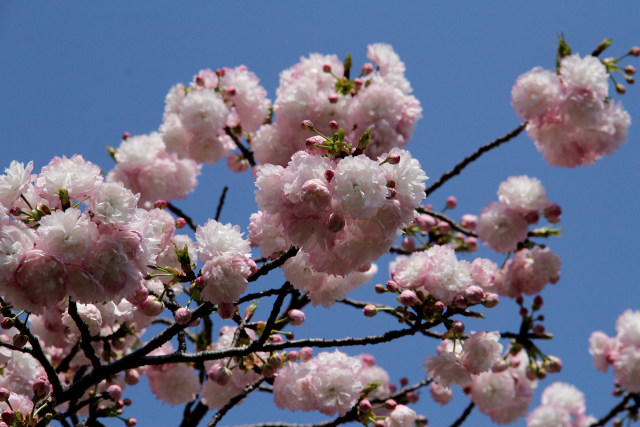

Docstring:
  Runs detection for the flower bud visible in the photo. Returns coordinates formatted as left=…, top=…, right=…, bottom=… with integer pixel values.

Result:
left=324, top=169, right=335, bottom=183
left=363, top=304, right=378, bottom=317
left=546, top=355, right=562, bottom=373
left=225, top=87, right=236, bottom=96
left=361, top=63, right=374, bottom=75
left=0, top=389, right=9, bottom=402
left=616, top=83, right=626, bottom=94
left=107, top=384, right=123, bottom=401
left=216, top=68, right=226, bottom=77
left=126, top=282, right=149, bottom=306
left=629, top=46, right=640, bottom=57
left=33, top=376, right=52, bottom=397
left=299, top=347, right=313, bottom=362
left=452, top=294, right=467, bottom=308
left=460, top=214, right=477, bottom=230
left=122, top=132, right=131, bottom=140
left=301, top=120, right=314, bottom=130
left=406, top=391, right=419, bottom=403
left=125, top=369, right=140, bottom=386
left=465, top=236, right=478, bottom=252
left=287, top=351, right=299, bottom=362
left=625, top=65, right=637, bottom=75
left=218, top=302, right=234, bottom=319
left=450, top=321, right=465, bottom=335
left=154, top=200, right=167, bottom=209
left=544, top=203, right=562, bottom=223
left=436, top=220, right=451, bottom=234
left=288, top=309, right=305, bottom=326
left=208, top=364, right=231, bottom=385
left=175, top=218, right=187, bottom=229
left=386, top=280, right=399, bottom=293
left=533, top=324, right=546, bottom=335
left=327, top=94, right=338, bottom=104
left=126, top=418, right=138, bottom=427
left=12, top=334, right=28, bottom=348
left=398, top=290, right=418, bottom=307
left=322, top=64, right=332, bottom=73
left=483, top=293, right=499, bottom=308
left=523, top=210, right=540, bottom=224
left=415, top=214, right=436, bottom=232
left=386, top=153, right=401, bottom=164
left=401, top=236, right=416, bottom=252
left=328, top=120, right=338, bottom=132
left=1, top=411, right=15, bottom=425
left=328, top=212, right=345, bottom=233
left=139, top=297, right=164, bottom=317
left=464, top=285, right=484, bottom=304
left=0, top=318, right=14, bottom=330
left=384, top=399, right=397, bottom=410
left=445, top=196, right=457, bottom=209
left=533, top=295, right=544, bottom=309
left=175, top=307, right=192, bottom=325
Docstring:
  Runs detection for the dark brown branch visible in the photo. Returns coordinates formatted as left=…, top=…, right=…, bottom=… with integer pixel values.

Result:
left=167, top=202, right=198, bottom=232
left=250, top=283, right=292, bottom=349
left=449, top=402, right=475, bottom=427
left=590, top=392, right=637, bottom=427
left=152, top=318, right=197, bottom=342
left=225, top=126, right=256, bottom=166
left=424, top=123, right=526, bottom=197
left=418, top=208, right=477, bottom=237
left=248, top=246, right=299, bottom=282
left=214, top=186, right=229, bottom=221
left=68, top=300, right=102, bottom=371
left=237, top=286, right=298, bottom=305
left=207, top=377, right=265, bottom=426
left=180, top=401, right=209, bottom=427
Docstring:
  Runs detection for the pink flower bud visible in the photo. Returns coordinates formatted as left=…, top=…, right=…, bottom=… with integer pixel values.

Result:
left=415, top=214, right=436, bottom=232
left=268, top=354, right=283, bottom=370
left=328, top=120, right=338, bottom=132
left=322, top=64, right=332, bottom=73
left=12, top=334, right=27, bottom=348
left=353, top=78, right=363, bottom=89
left=175, top=308, right=192, bottom=325
left=122, top=132, right=131, bottom=140
left=324, top=169, right=335, bottom=183
left=126, top=418, right=137, bottom=427
left=327, top=212, right=345, bottom=233
left=389, top=383, right=397, bottom=393
left=406, top=391, right=419, bottom=403
left=465, top=236, right=478, bottom=252
left=288, top=309, right=305, bottom=326
left=519, top=307, right=528, bottom=317
left=398, top=290, right=418, bottom=307
left=154, top=200, right=167, bottom=209
left=401, top=236, right=416, bottom=252
left=175, top=218, right=187, bottom=229
left=452, top=294, right=467, bottom=308
left=225, top=87, right=237, bottom=96
left=460, top=214, right=477, bottom=230
left=126, top=282, right=149, bottom=306
left=446, top=196, right=457, bottom=209
left=464, top=285, right=484, bottom=304
left=399, top=377, right=409, bottom=386
left=533, top=295, right=544, bottom=309
left=33, top=376, right=51, bottom=397
left=533, top=324, right=546, bottom=335
left=262, top=365, right=276, bottom=378
left=0, top=389, right=9, bottom=402
left=434, top=301, right=446, bottom=312
left=305, top=135, right=324, bottom=150
left=139, top=297, right=164, bottom=317
left=363, top=304, right=378, bottom=317
left=361, top=63, right=374, bottom=75
left=483, top=293, right=499, bottom=308
left=216, top=68, right=226, bottom=77
left=9, top=207, right=21, bottom=216
left=450, top=321, right=465, bottom=335
left=629, top=46, right=640, bottom=57
left=523, top=210, right=540, bottom=224
left=387, top=153, right=401, bottom=164
left=107, top=384, right=123, bottom=401
left=287, top=351, right=299, bottom=362
left=299, top=347, right=313, bottom=362
left=546, top=355, right=562, bottom=373
left=544, top=203, right=562, bottom=223
left=226, top=153, right=249, bottom=173
left=270, top=334, right=284, bottom=343
left=436, top=220, right=451, bottom=234
left=625, top=65, right=637, bottom=75
left=217, top=302, right=234, bottom=319
left=358, top=399, right=372, bottom=412
left=208, top=364, right=231, bottom=385
left=0, top=318, right=14, bottom=330
left=385, top=399, right=397, bottom=410
left=125, top=369, right=140, bottom=386
left=1, top=411, right=15, bottom=425
left=194, top=276, right=205, bottom=289
left=194, top=76, right=205, bottom=86
left=386, top=280, right=399, bottom=293
left=616, top=83, right=626, bottom=94
left=328, top=94, right=338, bottom=104
left=301, top=120, right=314, bottom=130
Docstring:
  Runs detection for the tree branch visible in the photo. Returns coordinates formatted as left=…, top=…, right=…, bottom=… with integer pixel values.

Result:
left=167, top=202, right=198, bottom=232
left=424, top=123, right=526, bottom=197
left=225, top=126, right=256, bottom=167
left=248, top=247, right=299, bottom=282
left=207, top=377, right=265, bottom=426
left=214, top=186, right=229, bottom=222
left=68, top=300, right=102, bottom=371
left=449, top=402, right=475, bottom=427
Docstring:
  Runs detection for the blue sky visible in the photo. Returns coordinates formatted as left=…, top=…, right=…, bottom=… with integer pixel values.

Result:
left=1, top=2, right=639, bottom=426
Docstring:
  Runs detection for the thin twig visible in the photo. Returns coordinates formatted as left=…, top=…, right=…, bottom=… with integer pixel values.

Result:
left=418, top=208, right=477, bottom=237
left=225, top=126, right=256, bottom=166
left=424, top=123, right=526, bottom=198
left=590, top=392, right=636, bottom=427
left=68, top=300, right=102, bottom=371
left=449, top=402, right=475, bottom=427
left=251, top=283, right=292, bottom=349
left=167, top=202, right=198, bottom=232
left=152, top=318, right=197, bottom=342
left=208, top=377, right=265, bottom=426
left=248, top=247, right=299, bottom=282
left=215, top=186, right=229, bottom=221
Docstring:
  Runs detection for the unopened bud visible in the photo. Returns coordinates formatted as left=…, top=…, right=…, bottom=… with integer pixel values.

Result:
left=533, top=295, right=544, bottom=309
left=194, top=76, right=205, bottom=86
left=299, top=347, right=313, bottom=362
left=328, top=120, right=338, bottom=132
left=415, top=214, right=436, bottom=232
left=524, top=210, right=540, bottom=224
left=107, top=384, right=123, bottom=401
left=387, top=153, right=401, bottom=164
left=322, top=64, right=332, bottom=73
left=0, top=318, right=14, bottom=330
left=126, top=418, right=138, bottom=427
left=353, top=78, right=363, bottom=89
left=386, top=280, right=399, bottom=293
left=460, top=214, right=477, bottom=230
left=324, top=169, right=335, bottom=182
left=208, top=364, right=231, bottom=385
left=436, top=221, right=451, bottom=234
left=175, top=218, right=187, bottom=229
left=358, top=399, right=372, bottom=412
left=629, top=46, right=640, bottom=57
left=519, top=307, right=528, bottom=317
left=401, top=236, right=416, bottom=252
left=139, top=297, right=164, bottom=317
left=483, top=293, right=499, bottom=308
left=33, top=376, right=52, bottom=397
left=451, top=321, right=465, bottom=335
left=625, top=75, right=635, bottom=84
left=546, top=355, right=562, bottom=373
left=452, top=294, right=467, bottom=308
left=154, top=200, right=167, bottom=209
left=533, top=324, right=546, bottom=335
left=445, top=196, right=457, bottom=209
left=465, top=236, right=478, bottom=252
left=287, top=351, right=299, bottom=362
left=406, top=391, right=419, bottom=403
left=301, top=120, right=314, bottom=130
left=9, top=207, right=21, bottom=216
left=616, top=83, right=626, bottom=94
left=625, top=65, right=637, bottom=75
left=361, top=63, right=374, bottom=75
left=217, top=302, right=234, bottom=319
left=384, top=399, right=397, bottom=410
left=328, top=93, right=338, bottom=104
left=288, top=309, right=305, bottom=326
left=125, top=369, right=140, bottom=386
left=225, top=87, right=237, bottom=96
left=175, top=308, right=192, bottom=325
left=216, top=68, right=226, bottom=77
left=374, top=284, right=386, bottom=294
left=1, top=411, right=15, bottom=425
left=12, top=334, right=27, bottom=348
left=122, top=132, right=131, bottom=140
left=0, top=388, right=9, bottom=402
left=363, top=304, right=378, bottom=317
left=464, top=285, right=485, bottom=304
left=398, top=290, right=418, bottom=307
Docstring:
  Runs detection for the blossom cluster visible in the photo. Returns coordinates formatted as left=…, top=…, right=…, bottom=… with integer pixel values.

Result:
left=252, top=148, right=427, bottom=277
left=526, top=382, right=595, bottom=427
left=512, top=54, right=631, bottom=167
left=253, top=44, right=422, bottom=166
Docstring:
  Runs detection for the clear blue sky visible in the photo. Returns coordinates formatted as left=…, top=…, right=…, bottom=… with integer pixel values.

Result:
left=1, top=2, right=639, bottom=426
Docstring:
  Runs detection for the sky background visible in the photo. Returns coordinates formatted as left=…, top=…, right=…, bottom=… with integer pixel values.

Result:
left=1, top=2, right=639, bottom=426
